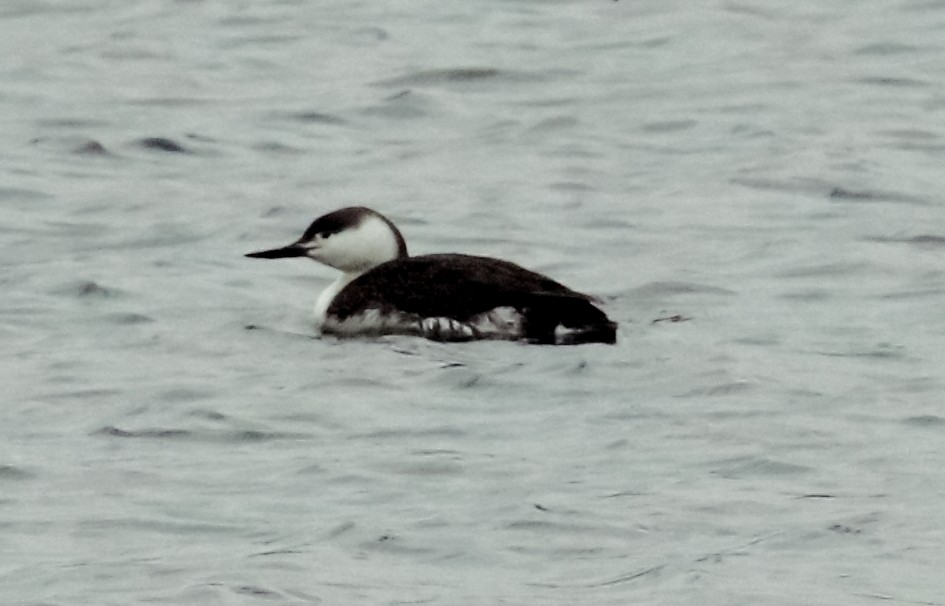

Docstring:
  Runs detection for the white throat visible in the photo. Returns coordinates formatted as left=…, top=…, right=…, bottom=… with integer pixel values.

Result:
left=313, top=271, right=360, bottom=327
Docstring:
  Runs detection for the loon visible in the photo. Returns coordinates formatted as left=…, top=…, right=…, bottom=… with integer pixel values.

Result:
left=245, top=207, right=617, bottom=345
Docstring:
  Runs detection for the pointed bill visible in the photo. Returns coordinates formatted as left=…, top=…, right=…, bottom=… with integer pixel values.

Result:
left=245, top=243, right=308, bottom=259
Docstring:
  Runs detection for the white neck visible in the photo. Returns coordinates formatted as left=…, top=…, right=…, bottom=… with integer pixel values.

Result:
left=313, top=271, right=361, bottom=327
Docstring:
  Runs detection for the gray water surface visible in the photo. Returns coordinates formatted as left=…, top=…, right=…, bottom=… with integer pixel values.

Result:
left=3, top=1, right=945, bottom=604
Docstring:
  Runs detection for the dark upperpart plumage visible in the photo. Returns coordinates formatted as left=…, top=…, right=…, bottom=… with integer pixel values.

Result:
left=328, top=253, right=617, bottom=345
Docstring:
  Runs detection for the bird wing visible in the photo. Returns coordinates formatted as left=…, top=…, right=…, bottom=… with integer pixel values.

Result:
left=327, top=254, right=594, bottom=321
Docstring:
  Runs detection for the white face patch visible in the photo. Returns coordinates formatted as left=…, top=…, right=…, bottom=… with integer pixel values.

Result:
left=306, top=215, right=402, bottom=273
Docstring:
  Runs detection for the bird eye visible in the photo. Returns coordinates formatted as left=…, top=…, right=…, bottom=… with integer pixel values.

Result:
left=321, top=232, right=331, bottom=239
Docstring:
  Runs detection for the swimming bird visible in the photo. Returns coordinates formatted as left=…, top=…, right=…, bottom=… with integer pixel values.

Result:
left=245, top=207, right=617, bottom=345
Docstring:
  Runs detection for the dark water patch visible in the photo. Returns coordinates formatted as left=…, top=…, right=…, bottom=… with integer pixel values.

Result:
left=814, top=345, right=906, bottom=361
left=28, top=135, right=114, bottom=159
left=236, top=429, right=309, bottom=442
left=856, top=76, right=929, bottom=88
left=641, top=119, right=697, bottom=133
left=504, top=518, right=635, bottom=545
left=350, top=426, right=466, bottom=441
left=386, top=460, right=464, bottom=476
left=732, top=334, right=781, bottom=346
left=294, top=462, right=326, bottom=477
left=877, top=127, right=945, bottom=151
left=891, top=140, right=945, bottom=153
left=823, top=514, right=881, bottom=536
left=188, top=408, right=229, bottom=422
left=651, top=314, right=691, bottom=324
left=432, top=368, right=488, bottom=389
left=731, top=181, right=927, bottom=205
left=41, top=219, right=110, bottom=239
left=865, top=234, right=945, bottom=247
left=159, top=387, right=215, bottom=403
left=219, top=33, right=303, bottom=49
left=876, top=287, right=945, bottom=300
left=730, top=177, right=812, bottom=195
left=877, top=128, right=940, bottom=141
left=0, top=3, right=97, bottom=17
left=359, top=533, right=436, bottom=556
left=828, top=523, right=862, bottom=535
left=711, top=456, right=811, bottom=478
left=360, top=90, right=434, bottom=119
left=126, top=97, right=214, bottom=107
left=828, top=186, right=927, bottom=204
left=96, top=426, right=191, bottom=439
left=374, top=67, right=503, bottom=87
left=234, top=585, right=282, bottom=599
left=107, top=221, right=205, bottom=249
left=778, top=288, right=831, bottom=301
left=601, top=489, right=648, bottom=499
left=525, top=116, right=579, bottom=134
left=0, top=187, right=53, bottom=202
left=77, top=281, right=114, bottom=298
left=27, top=134, right=113, bottom=156
left=548, top=181, right=593, bottom=192
left=251, top=547, right=307, bottom=557
left=34, top=117, right=111, bottom=128
left=0, top=464, right=34, bottom=480
left=775, top=261, right=871, bottom=279
left=55, top=280, right=124, bottom=299
left=582, top=565, right=666, bottom=588
left=629, top=281, right=735, bottom=296
left=73, top=139, right=111, bottom=156
left=281, top=110, right=347, bottom=125
left=258, top=205, right=290, bottom=218
left=77, top=516, right=240, bottom=536
left=101, top=312, right=154, bottom=325
left=828, top=187, right=880, bottom=201
left=325, top=521, right=356, bottom=539
left=676, top=381, right=756, bottom=398
left=94, top=426, right=310, bottom=442
left=354, top=26, right=389, bottom=42
left=42, top=387, right=123, bottom=401
left=902, top=414, right=945, bottom=427
left=250, top=141, right=305, bottom=154
left=701, top=381, right=755, bottom=397
left=242, top=323, right=317, bottom=341
left=218, top=13, right=282, bottom=26
left=184, top=132, right=217, bottom=143
left=855, top=42, right=922, bottom=56
left=136, top=137, right=191, bottom=154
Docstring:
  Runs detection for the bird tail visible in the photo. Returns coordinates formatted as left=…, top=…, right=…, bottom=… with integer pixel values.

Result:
left=520, top=293, right=617, bottom=345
